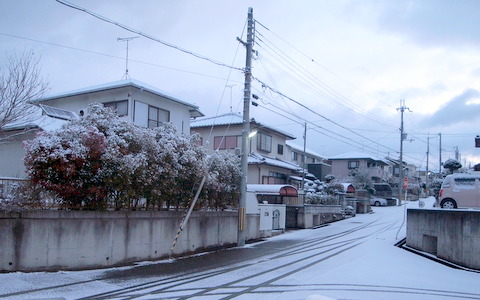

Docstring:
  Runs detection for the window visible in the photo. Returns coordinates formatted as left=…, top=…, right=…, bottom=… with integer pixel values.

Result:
left=257, top=132, right=272, bottom=152
left=148, top=106, right=170, bottom=128
left=104, top=100, right=128, bottom=116
left=277, top=144, right=284, bottom=155
left=348, top=161, right=359, bottom=169
left=214, top=136, right=238, bottom=150
left=292, top=152, right=298, bottom=161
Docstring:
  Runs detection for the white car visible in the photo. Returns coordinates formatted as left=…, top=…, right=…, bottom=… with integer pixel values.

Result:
left=370, top=197, right=387, bottom=206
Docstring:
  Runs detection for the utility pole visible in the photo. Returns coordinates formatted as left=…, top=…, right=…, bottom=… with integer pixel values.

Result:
left=238, top=7, right=254, bottom=247
left=301, top=122, right=307, bottom=189
left=426, top=134, right=429, bottom=189
left=439, top=133, right=442, bottom=173
left=397, top=99, right=411, bottom=205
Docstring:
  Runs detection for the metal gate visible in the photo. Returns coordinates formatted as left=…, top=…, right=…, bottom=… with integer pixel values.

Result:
left=286, top=206, right=298, bottom=228
left=272, top=209, right=280, bottom=230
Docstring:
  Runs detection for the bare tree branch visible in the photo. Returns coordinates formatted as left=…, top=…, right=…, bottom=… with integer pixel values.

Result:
left=0, top=50, right=49, bottom=132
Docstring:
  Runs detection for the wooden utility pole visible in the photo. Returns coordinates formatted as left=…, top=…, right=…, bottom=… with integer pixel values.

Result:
left=238, top=7, right=254, bottom=247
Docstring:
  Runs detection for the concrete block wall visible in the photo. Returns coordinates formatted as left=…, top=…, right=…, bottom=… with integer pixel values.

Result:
left=0, top=210, right=260, bottom=272
left=406, top=209, right=480, bottom=270
left=297, top=205, right=343, bottom=228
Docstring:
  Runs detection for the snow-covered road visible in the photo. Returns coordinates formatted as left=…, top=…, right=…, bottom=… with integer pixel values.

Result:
left=1, top=197, right=479, bottom=300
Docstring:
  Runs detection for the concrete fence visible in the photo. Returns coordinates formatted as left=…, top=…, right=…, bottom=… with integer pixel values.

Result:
left=0, top=210, right=260, bottom=272
left=297, top=205, right=343, bottom=228
left=406, top=209, right=480, bottom=270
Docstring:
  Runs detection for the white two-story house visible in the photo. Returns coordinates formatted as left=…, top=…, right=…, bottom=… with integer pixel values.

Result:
left=31, top=79, right=203, bottom=133
left=0, top=79, right=203, bottom=177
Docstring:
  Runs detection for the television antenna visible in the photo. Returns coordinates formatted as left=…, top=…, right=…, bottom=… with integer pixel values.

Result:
left=117, top=36, right=139, bottom=79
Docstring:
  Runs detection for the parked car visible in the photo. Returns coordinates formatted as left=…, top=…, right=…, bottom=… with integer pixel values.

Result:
left=437, top=173, right=480, bottom=209
left=370, top=197, right=387, bottom=206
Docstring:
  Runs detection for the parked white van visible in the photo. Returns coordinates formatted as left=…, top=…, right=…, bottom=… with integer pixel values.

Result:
left=437, top=173, right=480, bottom=209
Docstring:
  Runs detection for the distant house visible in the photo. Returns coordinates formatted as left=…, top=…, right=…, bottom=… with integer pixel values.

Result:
left=191, top=112, right=309, bottom=186
left=285, top=140, right=331, bottom=181
left=328, top=151, right=389, bottom=183
left=0, top=79, right=203, bottom=177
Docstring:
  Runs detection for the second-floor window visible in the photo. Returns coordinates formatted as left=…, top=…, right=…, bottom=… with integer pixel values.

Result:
left=104, top=100, right=128, bottom=116
left=277, top=144, right=284, bottom=155
left=148, top=106, right=170, bottom=128
left=257, top=132, right=272, bottom=152
left=348, top=161, right=359, bottom=169
left=214, top=136, right=238, bottom=150
left=292, top=152, right=298, bottom=161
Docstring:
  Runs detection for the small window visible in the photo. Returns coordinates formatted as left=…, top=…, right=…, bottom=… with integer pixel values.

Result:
left=214, top=136, right=238, bottom=150
left=292, top=152, right=298, bottom=161
left=257, top=132, right=272, bottom=153
left=104, top=100, right=128, bottom=116
left=348, top=161, right=359, bottom=169
left=277, top=144, right=284, bottom=155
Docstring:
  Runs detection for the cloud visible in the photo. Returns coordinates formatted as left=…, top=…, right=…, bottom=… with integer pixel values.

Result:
left=376, top=0, right=480, bottom=48
left=421, top=89, right=480, bottom=127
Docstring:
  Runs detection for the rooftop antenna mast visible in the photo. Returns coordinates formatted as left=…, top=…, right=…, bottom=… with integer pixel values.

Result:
left=117, top=36, right=139, bottom=79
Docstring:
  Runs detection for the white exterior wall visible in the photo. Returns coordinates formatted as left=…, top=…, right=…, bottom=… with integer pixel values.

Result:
left=250, top=130, right=290, bottom=161
left=41, top=87, right=192, bottom=134
left=0, top=130, right=38, bottom=177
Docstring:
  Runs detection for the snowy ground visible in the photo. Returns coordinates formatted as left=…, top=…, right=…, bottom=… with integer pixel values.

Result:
left=1, top=196, right=480, bottom=300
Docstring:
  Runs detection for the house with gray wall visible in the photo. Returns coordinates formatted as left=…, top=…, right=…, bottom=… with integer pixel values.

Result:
left=329, top=151, right=390, bottom=183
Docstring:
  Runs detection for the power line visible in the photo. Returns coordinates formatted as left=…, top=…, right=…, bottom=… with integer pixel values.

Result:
left=0, top=32, right=241, bottom=83
left=253, top=77, right=399, bottom=154
left=254, top=19, right=396, bottom=127
left=55, top=0, right=244, bottom=72
left=254, top=33, right=397, bottom=128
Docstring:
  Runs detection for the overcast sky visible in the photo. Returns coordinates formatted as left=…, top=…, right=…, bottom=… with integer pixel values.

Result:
left=1, top=0, right=479, bottom=172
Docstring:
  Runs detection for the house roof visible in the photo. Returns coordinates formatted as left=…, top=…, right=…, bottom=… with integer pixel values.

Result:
left=2, top=105, right=69, bottom=132
left=286, top=140, right=324, bottom=160
left=34, top=79, right=204, bottom=118
left=328, top=151, right=388, bottom=165
left=191, top=112, right=296, bottom=139
left=248, top=152, right=302, bottom=171
left=247, top=184, right=298, bottom=196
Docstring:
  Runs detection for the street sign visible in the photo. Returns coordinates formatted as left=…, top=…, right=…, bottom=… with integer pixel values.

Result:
left=403, top=177, right=409, bottom=189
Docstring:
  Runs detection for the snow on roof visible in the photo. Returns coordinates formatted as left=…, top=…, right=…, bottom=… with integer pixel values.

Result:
left=191, top=113, right=296, bottom=139
left=35, top=79, right=203, bottom=117
left=247, top=184, right=298, bottom=196
left=328, top=151, right=388, bottom=164
left=191, top=112, right=243, bottom=127
left=248, top=152, right=302, bottom=171
left=286, top=140, right=324, bottom=159
left=3, top=106, right=69, bottom=132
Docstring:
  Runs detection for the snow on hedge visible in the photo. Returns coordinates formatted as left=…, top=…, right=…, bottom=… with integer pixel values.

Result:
left=22, top=103, right=240, bottom=210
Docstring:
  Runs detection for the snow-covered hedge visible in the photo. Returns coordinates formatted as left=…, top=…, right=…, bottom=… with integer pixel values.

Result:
left=22, top=103, right=240, bottom=210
